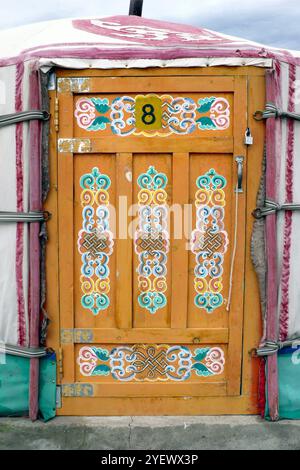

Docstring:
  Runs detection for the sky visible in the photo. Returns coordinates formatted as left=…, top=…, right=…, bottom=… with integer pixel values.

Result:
left=0, top=0, right=299, bottom=50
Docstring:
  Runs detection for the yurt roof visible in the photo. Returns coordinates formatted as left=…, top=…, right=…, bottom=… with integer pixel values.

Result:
left=0, top=15, right=299, bottom=68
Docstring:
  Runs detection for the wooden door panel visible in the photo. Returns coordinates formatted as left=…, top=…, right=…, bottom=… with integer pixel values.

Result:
left=73, top=92, right=233, bottom=140
left=57, top=74, right=247, bottom=401
left=132, top=153, right=172, bottom=328
left=74, top=154, right=117, bottom=328
left=75, top=343, right=228, bottom=397
left=188, top=153, right=234, bottom=329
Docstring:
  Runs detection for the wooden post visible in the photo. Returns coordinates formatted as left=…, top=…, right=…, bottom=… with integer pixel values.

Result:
left=265, top=67, right=279, bottom=421
left=29, top=70, right=42, bottom=421
left=129, top=0, right=143, bottom=16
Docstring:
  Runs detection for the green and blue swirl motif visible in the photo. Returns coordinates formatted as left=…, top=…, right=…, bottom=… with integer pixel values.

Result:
left=135, top=166, right=170, bottom=314
left=78, top=167, right=113, bottom=315
left=191, top=168, right=229, bottom=313
left=75, top=95, right=230, bottom=136
left=77, top=345, right=225, bottom=380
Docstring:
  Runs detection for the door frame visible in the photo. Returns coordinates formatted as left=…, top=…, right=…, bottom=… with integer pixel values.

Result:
left=45, top=66, right=266, bottom=415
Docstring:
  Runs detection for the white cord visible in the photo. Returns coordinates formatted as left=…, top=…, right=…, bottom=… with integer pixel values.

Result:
left=226, top=185, right=239, bottom=312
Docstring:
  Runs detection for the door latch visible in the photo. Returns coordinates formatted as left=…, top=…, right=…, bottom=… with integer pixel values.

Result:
left=235, top=156, right=244, bottom=193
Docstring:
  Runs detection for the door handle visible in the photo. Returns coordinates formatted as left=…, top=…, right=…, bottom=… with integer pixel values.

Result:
left=235, top=156, right=244, bottom=193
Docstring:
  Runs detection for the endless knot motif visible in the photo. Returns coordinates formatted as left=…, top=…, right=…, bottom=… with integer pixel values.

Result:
left=135, top=234, right=164, bottom=256
left=191, top=168, right=229, bottom=313
left=132, top=346, right=169, bottom=379
left=81, top=230, right=108, bottom=258
left=77, top=344, right=226, bottom=381
left=77, top=167, right=114, bottom=315
left=197, top=227, right=223, bottom=257
left=134, top=166, right=170, bottom=314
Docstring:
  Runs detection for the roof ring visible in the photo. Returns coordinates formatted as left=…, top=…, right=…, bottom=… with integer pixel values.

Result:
left=253, top=110, right=264, bottom=121
left=42, top=110, right=50, bottom=121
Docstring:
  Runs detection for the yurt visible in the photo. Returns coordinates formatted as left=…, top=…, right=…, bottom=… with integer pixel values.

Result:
left=0, top=7, right=300, bottom=422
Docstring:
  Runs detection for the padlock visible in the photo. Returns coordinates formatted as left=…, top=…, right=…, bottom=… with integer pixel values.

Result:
left=245, top=127, right=253, bottom=145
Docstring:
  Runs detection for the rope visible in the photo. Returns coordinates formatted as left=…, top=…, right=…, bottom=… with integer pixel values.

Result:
left=253, top=200, right=300, bottom=219
left=254, top=102, right=300, bottom=122
left=226, top=185, right=239, bottom=312
left=255, top=338, right=300, bottom=357
left=0, top=343, right=48, bottom=358
left=0, top=110, right=50, bottom=128
left=0, top=211, right=51, bottom=223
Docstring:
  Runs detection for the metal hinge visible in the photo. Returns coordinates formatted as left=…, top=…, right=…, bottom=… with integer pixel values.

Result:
left=58, top=138, right=92, bottom=153
left=62, top=383, right=94, bottom=397
left=54, top=97, right=59, bottom=133
left=58, top=347, right=63, bottom=380
left=57, top=77, right=91, bottom=94
left=61, top=328, right=94, bottom=344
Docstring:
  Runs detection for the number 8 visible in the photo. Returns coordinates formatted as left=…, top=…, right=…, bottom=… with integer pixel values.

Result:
left=142, top=104, right=156, bottom=125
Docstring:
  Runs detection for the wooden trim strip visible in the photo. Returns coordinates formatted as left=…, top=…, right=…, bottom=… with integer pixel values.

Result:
left=60, top=327, right=229, bottom=344
left=70, top=76, right=235, bottom=93
left=57, top=66, right=268, bottom=79
left=226, top=76, right=247, bottom=396
left=62, top=382, right=227, bottom=398
left=115, top=153, right=133, bottom=329
left=58, top=395, right=258, bottom=416
left=171, top=153, right=189, bottom=328
left=70, top=137, right=233, bottom=154
left=57, top=91, right=75, bottom=383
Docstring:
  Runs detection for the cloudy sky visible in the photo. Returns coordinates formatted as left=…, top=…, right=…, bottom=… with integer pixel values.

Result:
left=0, top=0, right=299, bottom=50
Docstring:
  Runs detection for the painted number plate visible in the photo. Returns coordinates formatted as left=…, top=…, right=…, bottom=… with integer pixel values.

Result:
left=135, top=95, right=162, bottom=131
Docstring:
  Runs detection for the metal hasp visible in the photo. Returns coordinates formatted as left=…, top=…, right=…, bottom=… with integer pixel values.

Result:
left=235, top=156, right=244, bottom=193
left=129, top=0, right=144, bottom=16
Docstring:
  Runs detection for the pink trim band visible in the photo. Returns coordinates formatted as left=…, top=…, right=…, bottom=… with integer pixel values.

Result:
left=0, top=43, right=297, bottom=68
left=28, top=69, right=42, bottom=421
left=279, top=64, right=296, bottom=342
left=265, top=62, right=281, bottom=421
left=15, top=61, right=26, bottom=347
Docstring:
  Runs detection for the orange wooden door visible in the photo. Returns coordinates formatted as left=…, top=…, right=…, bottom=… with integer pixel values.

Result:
left=57, top=75, right=247, bottom=406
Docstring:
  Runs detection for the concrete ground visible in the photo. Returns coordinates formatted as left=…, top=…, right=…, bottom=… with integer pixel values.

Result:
left=1, top=416, right=300, bottom=450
